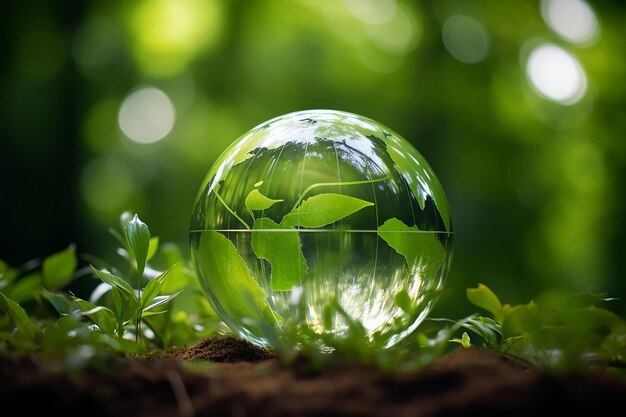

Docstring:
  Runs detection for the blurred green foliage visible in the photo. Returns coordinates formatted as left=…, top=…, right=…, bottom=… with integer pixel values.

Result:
left=1, top=0, right=625, bottom=317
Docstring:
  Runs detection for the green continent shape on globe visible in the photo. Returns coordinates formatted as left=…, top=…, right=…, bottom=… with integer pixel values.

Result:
left=245, top=189, right=283, bottom=211
left=196, top=231, right=268, bottom=320
left=378, top=217, right=446, bottom=279
left=251, top=217, right=308, bottom=291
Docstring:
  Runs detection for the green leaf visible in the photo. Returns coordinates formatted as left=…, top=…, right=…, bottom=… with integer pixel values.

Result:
left=42, top=245, right=77, bottom=290
left=160, top=264, right=196, bottom=293
left=281, top=193, right=373, bottom=228
left=72, top=297, right=117, bottom=335
left=140, top=266, right=172, bottom=309
left=245, top=189, right=283, bottom=211
left=0, top=291, right=37, bottom=338
left=119, top=290, right=140, bottom=324
left=461, top=316, right=501, bottom=348
left=266, top=307, right=283, bottom=323
left=119, top=211, right=134, bottom=231
left=194, top=231, right=267, bottom=321
left=251, top=218, right=307, bottom=291
left=42, top=290, right=75, bottom=315
left=110, top=286, right=123, bottom=318
left=394, top=289, right=412, bottom=314
left=143, top=290, right=183, bottom=313
left=91, top=266, right=134, bottom=296
left=141, top=310, right=169, bottom=318
left=124, top=214, right=150, bottom=278
left=571, top=292, right=611, bottom=308
left=501, top=302, right=539, bottom=339
left=451, top=332, right=471, bottom=348
left=467, top=284, right=504, bottom=323
left=147, top=237, right=159, bottom=261
left=583, top=305, right=622, bottom=327
left=8, top=272, right=42, bottom=303
left=378, top=218, right=446, bottom=278
left=461, top=331, right=471, bottom=348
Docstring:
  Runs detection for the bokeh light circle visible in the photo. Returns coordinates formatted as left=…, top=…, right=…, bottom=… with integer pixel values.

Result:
left=541, top=0, right=599, bottom=45
left=118, top=86, right=175, bottom=144
left=442, top=15, right=490, bottom=64
left=526, top=44, right=587, bottom=105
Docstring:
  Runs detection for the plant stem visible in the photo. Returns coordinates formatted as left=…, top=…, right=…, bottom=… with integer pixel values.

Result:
left=214, top=187, right=250, bottom=229
left=136, top=267, right=141, bottom=344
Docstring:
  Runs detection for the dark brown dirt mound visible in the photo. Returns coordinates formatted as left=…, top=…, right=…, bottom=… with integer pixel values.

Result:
left=2, top=339, right=626, bottom=417
left=171, top=336, right=274, bottom=362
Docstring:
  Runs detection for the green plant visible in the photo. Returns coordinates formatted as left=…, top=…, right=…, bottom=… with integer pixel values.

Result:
left=461, top=284, right=626, bottom=371
left=0, top=213, right=219, bottom=362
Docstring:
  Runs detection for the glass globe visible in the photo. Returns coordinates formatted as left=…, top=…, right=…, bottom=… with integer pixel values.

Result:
left=190, top=110, right=452, bottom=348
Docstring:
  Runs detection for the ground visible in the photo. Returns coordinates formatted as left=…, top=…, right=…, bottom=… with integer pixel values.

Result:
left=2, top=338, right=626, bottom=416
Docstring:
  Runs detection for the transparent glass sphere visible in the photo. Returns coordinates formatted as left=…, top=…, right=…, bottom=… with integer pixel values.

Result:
left=190, top=110, right=453, bottom=348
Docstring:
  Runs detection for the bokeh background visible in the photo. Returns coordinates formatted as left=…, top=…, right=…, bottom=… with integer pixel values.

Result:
left=2, top=0, right=625, bottom=316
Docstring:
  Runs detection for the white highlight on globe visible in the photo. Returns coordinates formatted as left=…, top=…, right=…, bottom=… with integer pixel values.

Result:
left=541, top=0, right=599, bottom=45
left=526, top=44, right=587, bottom=105
left=118, top=86, right=175, bottom=144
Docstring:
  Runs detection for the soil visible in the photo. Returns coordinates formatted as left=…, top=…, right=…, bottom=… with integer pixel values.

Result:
left=2, top=337, right=626, bottom=417
left=171, top=336, right=275, bottom=362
